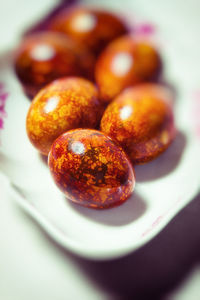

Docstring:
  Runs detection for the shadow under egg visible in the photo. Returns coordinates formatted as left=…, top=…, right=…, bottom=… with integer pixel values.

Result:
left=67, top=191, right=147, bottom=226
left=135, top=130, right=186, bottom=182
left=39, top=153, right=48, bottom=165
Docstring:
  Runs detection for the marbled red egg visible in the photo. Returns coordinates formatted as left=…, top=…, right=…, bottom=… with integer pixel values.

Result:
left=95, top=35, right=161, bottom=103
left=48, top=129, right=135, bottom=209
left=15, top=32, right=95, bottom=98
left=100, top=84, right=176, bottom=164
left=48, top=6, right=128, bottom=55
left=26, top=77, right=103, bottom=156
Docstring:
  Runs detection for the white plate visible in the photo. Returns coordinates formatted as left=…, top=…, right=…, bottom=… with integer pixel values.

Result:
left=0, top=3, right=200, bottom=260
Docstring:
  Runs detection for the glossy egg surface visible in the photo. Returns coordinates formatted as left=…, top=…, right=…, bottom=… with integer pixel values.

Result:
left=48, top=129, right=135, bottom=209
left=100, top=84, right=176, bottom=164
left=95, top=35, right=161, bottom=103
left=49, top=7, right=127, bottom=55
left=15, top=32, right=94, bottom=98
left=26, top=77, right=103, bottom=155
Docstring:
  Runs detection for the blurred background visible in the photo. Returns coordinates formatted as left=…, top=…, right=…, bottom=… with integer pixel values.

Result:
left=1, top=0, right=200, bottom=299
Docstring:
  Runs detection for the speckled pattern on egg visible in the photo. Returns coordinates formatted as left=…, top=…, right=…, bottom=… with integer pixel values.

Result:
left=95, top=35, right=162, bottom=103
left=26, top=77, right=103, bottom=156
left=100, top=84, right=176, bottom=164
left=48, top=7, right=128, bottom=55
left=15, top=32, right=95, bottom=98
left=48, top=129, right=135, bottom=209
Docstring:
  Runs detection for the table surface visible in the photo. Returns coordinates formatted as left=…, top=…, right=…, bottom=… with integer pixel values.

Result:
left=1, top=0, right=200, bottom=299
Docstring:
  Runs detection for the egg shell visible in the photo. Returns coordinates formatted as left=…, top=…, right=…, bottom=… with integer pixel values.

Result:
left=48, top=129, right=135, bottom=209
left=100, top=83, right=176, bottom=164
left=26, top=77, right=103, bottom=156
left=48, top=6, right=128, bottom=55
left=15, top=32, right=95, bottom=98
left=95, top=35, right=162, bottom=103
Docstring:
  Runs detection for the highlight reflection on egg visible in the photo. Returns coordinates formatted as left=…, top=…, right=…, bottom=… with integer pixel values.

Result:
left=95, top=35, right=162, bottom=103
left=15, top=32, right=95, bottom=98
left=48, top=129, right=135, bottom=209
left=100, top=84, right=176, bottom=164
left=26, top=77, right=103, bottom=155
left=49, top=7, right=128, bottom=55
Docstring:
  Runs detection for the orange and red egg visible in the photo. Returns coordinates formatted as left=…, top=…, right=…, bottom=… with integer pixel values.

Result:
left=100, top=84, right=175, bottom=164
left=15, top=32, right=95, bottom=98
left=26, top=77, right=103, bottom=156
left=95, top=35, right=162, bottom=103
left=48, top=129, right=135, bottom=209
left=49, top=7, right=128, bottom=55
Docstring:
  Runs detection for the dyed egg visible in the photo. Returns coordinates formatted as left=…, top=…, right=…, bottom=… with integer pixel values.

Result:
left=26, top=77, right=103, bottom=155
left=100, top=84, right=176, bottom=164
left=95, top=35, right=161, bottom=103
left=48, top=129, right=135, bottom=209
left=15, top=32, right=95, bottom=98
left=49, top=7, right=128, bottom=55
